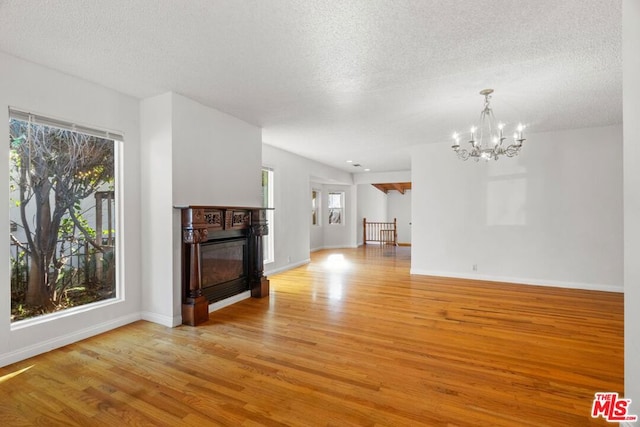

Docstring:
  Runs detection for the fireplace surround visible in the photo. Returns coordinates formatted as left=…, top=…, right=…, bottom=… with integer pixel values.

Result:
left=179, top=206, right=270, bottom=326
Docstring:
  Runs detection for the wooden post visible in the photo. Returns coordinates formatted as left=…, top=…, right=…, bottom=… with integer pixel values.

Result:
left=95, top=193, right=103, bottom=280
left=250, top=208, right=270, bottom=298
left=181, top=208, right=210, bottom=326
left=107, top=192, right=113, bottom=246
left=393, top=218, right=398, bottom=246
left=363, top=218, right=367, bottom=245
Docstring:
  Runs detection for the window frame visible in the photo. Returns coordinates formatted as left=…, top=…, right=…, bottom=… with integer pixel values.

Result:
left=311, top=189, right=321, bottom=226
left=8, top=108, right=124, bottom=326
left=327, top=191, right=345, bottom=226
left=262, top=167, right=275, bottom=264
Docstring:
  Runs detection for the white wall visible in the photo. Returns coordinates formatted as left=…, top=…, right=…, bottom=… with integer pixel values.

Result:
left=172, top=94, right=262, bottom=207
left=411, top=125, right=623, bottom=292
left=623, top=0, right=640, bottom=409
left=140, top=93, right=175, bottom=326
left=0, top=52, right=142, bottom=367
left=388, top=190, right=412, bottom=244
left=262, top=144, right=354, bottom=274
left=140, top=92, right=263, bottom=327
left=354, top=170, right=411, bottom=184
left=356, top=184, right=388, bottom=245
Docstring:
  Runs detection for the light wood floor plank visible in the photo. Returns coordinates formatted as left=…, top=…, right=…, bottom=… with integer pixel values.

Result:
left=0, top=246, right=623, bottom=426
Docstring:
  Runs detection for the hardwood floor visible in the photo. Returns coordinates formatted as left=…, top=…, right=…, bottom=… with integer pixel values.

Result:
left=0, top=246, right=624, bottom=426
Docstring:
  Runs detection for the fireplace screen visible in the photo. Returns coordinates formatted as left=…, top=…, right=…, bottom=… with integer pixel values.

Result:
left=200, top=238, right=248, bottom=302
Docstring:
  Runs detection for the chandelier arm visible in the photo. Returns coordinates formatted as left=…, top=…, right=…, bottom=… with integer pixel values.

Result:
left=504, top=145, right=520, bottom=157
left=455, top=149, right=470, bottom=161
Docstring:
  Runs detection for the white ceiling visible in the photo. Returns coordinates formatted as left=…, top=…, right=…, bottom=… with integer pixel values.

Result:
left=0, top=0, right=622, bottom=173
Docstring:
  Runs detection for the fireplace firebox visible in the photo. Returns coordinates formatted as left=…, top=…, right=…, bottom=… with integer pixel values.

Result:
left=200, top=238, right=247, bottom=302
left=179, top=206, right=270, bottom=326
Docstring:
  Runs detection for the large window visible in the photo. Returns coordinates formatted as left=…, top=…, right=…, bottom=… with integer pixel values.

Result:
left=328, top=191, right=344, bottom=225
left=9, top=109, right=120, bottom=322
left=262, top=168, right=274, bottom=264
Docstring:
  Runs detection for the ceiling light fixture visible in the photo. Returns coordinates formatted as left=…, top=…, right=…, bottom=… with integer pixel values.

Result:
left=452, top=89, right=526, bottom=161
left=347, top=161, right=370, bottom=171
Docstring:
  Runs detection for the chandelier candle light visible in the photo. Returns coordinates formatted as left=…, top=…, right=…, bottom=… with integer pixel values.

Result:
left=452, top=89, right=526, bottom=161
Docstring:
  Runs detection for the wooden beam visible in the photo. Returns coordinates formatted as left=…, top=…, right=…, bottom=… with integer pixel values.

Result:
left=372, top=184, right=388, bottom=193
left=371, top=182, right=412, bottom=194
left=391, top=183, right=405, bottom=194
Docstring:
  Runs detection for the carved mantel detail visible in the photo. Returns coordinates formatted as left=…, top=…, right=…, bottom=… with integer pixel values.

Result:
left=182, top=228, right=209, bottom=244
left=203, top=211, right=222, bottom=227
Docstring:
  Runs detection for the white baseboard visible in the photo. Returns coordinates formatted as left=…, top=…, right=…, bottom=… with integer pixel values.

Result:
left=409, top=269, right=623, bottom=293
left=265, top=258, right=311, bottom=276
left=140, top=311, right=182, bottom=327
left=208, top=291, right=251, bottom=312
left=321, top=244, right=359, bottom=250
left=0, top=313, right=141, bottom=368
left=312, top=245, right=360, bottom=252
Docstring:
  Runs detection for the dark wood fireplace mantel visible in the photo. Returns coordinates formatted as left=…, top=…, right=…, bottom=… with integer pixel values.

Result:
left=178, top=205, right=271, bottom=326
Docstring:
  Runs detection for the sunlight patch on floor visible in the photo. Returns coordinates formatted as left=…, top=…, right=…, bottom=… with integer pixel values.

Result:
left=0, top=365, right=33, bottom=383
left=324, top=254, right=350, bottom=272
left=323, top=254, right=351, bottom=301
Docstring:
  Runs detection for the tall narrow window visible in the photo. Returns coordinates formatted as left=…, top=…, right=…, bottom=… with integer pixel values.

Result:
left=9, top=109, right=120, bottom=322
left=312, top=189, right=321, bottom=226
left=262, top=168, right=274, bottom=264
left=328, top=191, right=344, bottom=225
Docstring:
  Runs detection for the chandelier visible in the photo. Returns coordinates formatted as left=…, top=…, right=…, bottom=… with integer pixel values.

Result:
left=452, top=89, right=526, bottom=161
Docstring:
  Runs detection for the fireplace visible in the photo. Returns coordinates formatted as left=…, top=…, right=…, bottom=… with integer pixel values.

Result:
left=200, top=238, right=248, bottom=302
left=180, top=206, right=270, bottom=326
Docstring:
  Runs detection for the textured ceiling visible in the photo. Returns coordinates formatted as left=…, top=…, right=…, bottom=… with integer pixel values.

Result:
left=0, top=0, right=622, bottom=173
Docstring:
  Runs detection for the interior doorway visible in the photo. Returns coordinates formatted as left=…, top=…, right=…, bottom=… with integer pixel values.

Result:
left=357, top=182, right=412, bottom=247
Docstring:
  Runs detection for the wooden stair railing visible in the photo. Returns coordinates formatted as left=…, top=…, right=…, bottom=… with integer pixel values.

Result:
left=363, top=217, right=397, bottom=245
